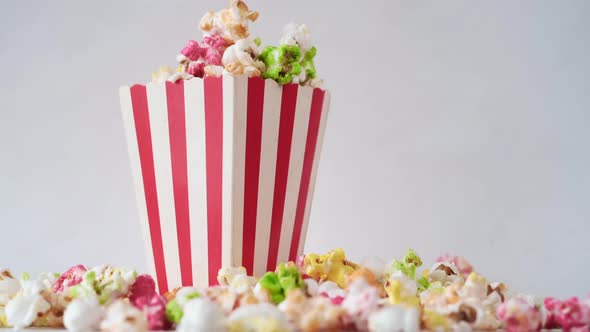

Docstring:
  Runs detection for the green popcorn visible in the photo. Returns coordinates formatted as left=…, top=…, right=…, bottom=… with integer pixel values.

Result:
left=417, top=275, right=430, bottom=292
left=300, top=46, right=317, bottom=81
left=259, top=263, right=303, bottom=304
left=392, top=249, right=423, bottom=280
left=70, top=267, right=137, bottom=305
left=166, top=299, right=183, bottom=324
left=260, top=45, right=302, bottom=85
left=276, top=263, right=303, bottom=294
left=71, top=271, right=98, bottom=299
left=259, top=272, right=285, bottom=304
left=165, top=288, right=201, bottom=324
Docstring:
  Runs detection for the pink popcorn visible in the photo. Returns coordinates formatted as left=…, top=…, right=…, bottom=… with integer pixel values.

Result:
left=203, top=35, right=227, bottom=54
left=341, top=279, right=381, bottom=331
left=180, top=40, right=206, bottom=62
left=544, top=297, right=590, bottom=331
left=129, top=274, right=156, bottom=304
left=180, top=36, right=226, bottom=64
left=133, top=293, right=170, bottom=330
left=436, top=254, right=474, bottom=278
left=128, top=274, right=170, bottom=330
left=186, top=61, right=207, bottom=78
left=496, top=297, right=542, bottom=332
left=52, top=264, right=87, bottom=293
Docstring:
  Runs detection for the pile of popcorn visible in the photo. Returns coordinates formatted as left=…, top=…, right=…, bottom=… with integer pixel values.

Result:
left=151, top=0, right=322, bottom=88
left=1, top=248, right=589, bottom=332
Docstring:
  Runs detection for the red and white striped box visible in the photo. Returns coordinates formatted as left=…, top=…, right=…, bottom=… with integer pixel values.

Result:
left=119, top=75, right=330, bottom=293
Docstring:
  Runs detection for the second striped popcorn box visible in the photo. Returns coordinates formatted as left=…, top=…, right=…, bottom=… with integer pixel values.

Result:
left=120, top=75, right=330, bottom=293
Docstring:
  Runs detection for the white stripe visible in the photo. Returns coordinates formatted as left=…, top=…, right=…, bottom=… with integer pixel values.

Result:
left=229, top=75, right=248, bottom=268
left=119, top=87, right=157, bottom=281
left=253, top=79, right=283, bottom=276
left=184, top=79, right=209, bottom=288
left=276, top=86, right=313, bottom=265
left=221, top=75, right=235, bottom=268
left=298, top=91, right=330, bottom=255
left=146, top=83, right=182, bottom=290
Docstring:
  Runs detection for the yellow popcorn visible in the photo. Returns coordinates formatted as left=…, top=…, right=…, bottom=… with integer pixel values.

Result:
left=304, top=248, right=358, bottom=288
left=385, top=280, right=420, bottom=307
left=422, top=310, right=451, bottom=331
left=151, top=65, right=174, bottom=83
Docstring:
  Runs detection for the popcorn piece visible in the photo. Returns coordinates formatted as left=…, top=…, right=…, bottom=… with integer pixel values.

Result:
left=302, top=278, right=318, bottom=297
left=53, top=265, right=87, bottom=294
left=279, top=288, right=345, bottom=332
left=218, top=266, right=257, bottom=294
left=458, top=273, right=488, bottom=302
left=71, top=265, right=137, bottom=305
left=228, top=303, right=292, bottom=332
left=279, top=23, right=312, bottom=54
left=260, top=45, right=302, bottom=85
left=544, top=296, right=590, bottom=331
left=168, top=72, right=194, bottom=82
left=303, top=248, right=359, bottom=288
left=0, top=269, right=21, bottom=305
left=424, top=262, right=464, bottom=290
left=347, top=268, right=385, bottom=297
left=165, top=287, right=201, bottom=325
left=437, top=254, right=474, bottom=278
left=317, top=280, right=347, bottom=305
left=360, top=256, right=387, bottom=283
left=420, top=283, right=461, bottom=311
left=388, top=249, right=423, bottom=280
left=342, top=278, right=381, bottom=331
left=100, top=300, right=148, bottom=332
left=5, top=293, right=51, bottom=329
left=5, top=272, right=55, bottom=329
left=64, top=296, right=104, bottom=332
left=151, top=66, right=174, bottom=83
left=258, top=263, right=303, bottom=304
left=277, top=23, right=318, bottom=85
left=204, top=65, right=225, bottom=77
left=496, top=297, right=542, bottom=332
left=129, top=274, right=156, bottom=304
left=128, top=275, right=169, bottom=330
left=222, top=37, right=265, bottom=77
left=177, top=298, right=226, bottom=332
left=200, top=0, right=259, bottom=44
left=422, top=310, right=451, bottom=331
left=33, top=288, right=72, bottom=327
left=206, top=286, right=239, bottom=313
left=368, top=305, right=420, bottom=332
left=133, top=293, right=169, bottom=330
left=385, top=271, right=419, bottom=307
left=175, top=35, right=228, bottom=80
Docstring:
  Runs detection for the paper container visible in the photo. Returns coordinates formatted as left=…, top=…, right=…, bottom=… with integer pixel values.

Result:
left=119, top=75, right=330, bottom=293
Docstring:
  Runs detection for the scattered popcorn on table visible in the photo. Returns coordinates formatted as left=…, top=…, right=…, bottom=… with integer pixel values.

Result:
left=1, top=249, right=589, bottom=331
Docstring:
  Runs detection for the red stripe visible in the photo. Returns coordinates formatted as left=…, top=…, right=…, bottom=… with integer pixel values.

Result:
left=267, top=84, right=298, bottom=271
left=289, top=89, right=325, bottom=261
left=129, top=85, right=168, bottom=293
left=242, top=77, right=265, bottom=275
left=165, top=81, right=193, bottom=286
left=204, top=77, right=223, bottom=286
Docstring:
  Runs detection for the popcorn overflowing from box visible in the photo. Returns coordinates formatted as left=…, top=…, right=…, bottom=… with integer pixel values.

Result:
left=121, top=0, right=330, bottom=294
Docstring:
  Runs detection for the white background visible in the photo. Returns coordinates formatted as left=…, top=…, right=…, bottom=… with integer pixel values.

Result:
left=1, top=1, right=589, bottom=298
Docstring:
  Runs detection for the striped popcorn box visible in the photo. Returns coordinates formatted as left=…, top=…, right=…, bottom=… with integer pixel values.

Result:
left=119, top=75, right=330, bottom=293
